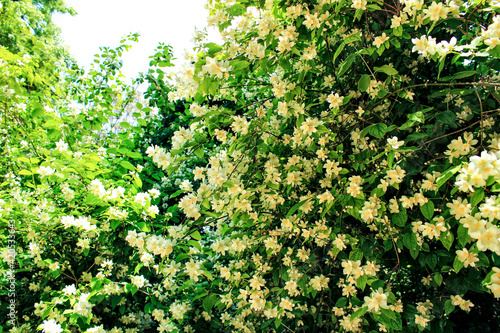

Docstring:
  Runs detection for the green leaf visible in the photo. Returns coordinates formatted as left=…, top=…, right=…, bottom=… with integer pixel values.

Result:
left=188, top=240, right=202, bottom=252
left=453, top=255, right=464, bottom=273
left=441, top=70, right=477, bottom=82
left=374, top=65, right=398, bottom=76
left=356, top=275, right=368, bottom=290
left=406, top=133, right=430, bottom=142
left=403, top=232, right=418, bottom=251
left=349, top=249, right=363, bottom=261
left=111, top=220, right=121, bottom=230
left=358, top=74, right=370, bottom=92
left=169, top=190, right=185, bottom=199
left=420, top=201, right=434, bottom=221
left=387, top=151, right=395, bottom=169
left=399, top=120, right=415, bottom=130
left=344, top=34, right=362, bottom=44
left=470, top=252, right=487, bottom=268
left=392, top=210, right=407, bottom=227
left=350, top=306, right=368, bottom=320
left=440, top=231, right=454, bottom=251
left=457, top=224, right=471, bottom=247
left=333, top=42, right=346, bottom=62
left=144, top=303, right=154, bottom=314
left=194, top=147, right=204, bottom=159
left=470, top=188, right=484, bottom=208
left=339, top=54, right=356, bottom=76
left=286, top=200, right=307, bottom=218
left=369, top=123, right=388, bottom=138
left=444, top=299, right=455, bottom=315
left=190, top=231, right=202, bottom=241
left=136, top=222, right=150, bottom=232
left=275, top=318, right=282, bottom=329
left=126, top=284, right=138, bottom=295
left=335, top=297, right=348, bottom=308
left=426, top=254, right=438, bottom=270
left=120, top=160, right=135, bottom=171
left=203, top=294, right=218, bottom=313
left=435, top=165, right=461, bottom=192
left=223, top=180, right=235, bottom=188
left=231, top=60, right=250, bottom=70
left=19, top=169, right=32, bottom=176
left=436, top=111, right=457, bottom=124
left=203, top=270, right=213, bottom=281
left=434, top=272, right=443, bottom=286
left=408, top=111, right=425, bottom=123
left=205, top=42, right=222, bottom=55
left=111, top=296, right=122, bottom=309
left=198, top=77, right=212, bottom=94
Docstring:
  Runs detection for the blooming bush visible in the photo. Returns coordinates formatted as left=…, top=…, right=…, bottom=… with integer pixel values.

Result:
left=2, top=0, right=500, bottom=332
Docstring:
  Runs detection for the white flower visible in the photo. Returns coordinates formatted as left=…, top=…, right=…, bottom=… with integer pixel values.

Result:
left=39, top=319, right=63, bottom=333
left=387, top=136, right=404, bottom=149
left=38, top=166, right=55, bottom=178
left=55, top=139, right=68, bottom=152
left=62, top=284, right=77, bottom=295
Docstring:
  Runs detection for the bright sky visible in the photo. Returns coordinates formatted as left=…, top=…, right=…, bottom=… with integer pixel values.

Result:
left=53, top=0, right=220, bottom=80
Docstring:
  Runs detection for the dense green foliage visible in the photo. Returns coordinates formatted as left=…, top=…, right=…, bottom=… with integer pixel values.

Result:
left=2, top=0, right=500, bottom=332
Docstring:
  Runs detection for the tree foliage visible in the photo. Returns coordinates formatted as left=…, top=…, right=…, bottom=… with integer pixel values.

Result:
left=2, top=0, right=500, bottom=332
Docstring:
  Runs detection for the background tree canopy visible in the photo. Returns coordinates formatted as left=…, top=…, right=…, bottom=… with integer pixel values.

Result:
left=1, top=0, right=500, bottom=332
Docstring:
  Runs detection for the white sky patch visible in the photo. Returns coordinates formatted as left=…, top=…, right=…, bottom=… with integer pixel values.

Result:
left=53, top=0, right=221, bottom=80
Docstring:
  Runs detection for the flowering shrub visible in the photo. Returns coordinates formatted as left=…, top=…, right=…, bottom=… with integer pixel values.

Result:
left=2, top=0, right=500, bottom=332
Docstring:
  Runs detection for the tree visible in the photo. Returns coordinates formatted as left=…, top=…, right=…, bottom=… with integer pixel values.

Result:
left=2, top=0, right=500, bottom=332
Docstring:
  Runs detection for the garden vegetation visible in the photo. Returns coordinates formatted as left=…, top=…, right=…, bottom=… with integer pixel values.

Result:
left=2, top=0, right=500, bottom=332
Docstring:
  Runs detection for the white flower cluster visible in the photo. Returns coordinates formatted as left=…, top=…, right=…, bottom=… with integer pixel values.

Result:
left=483, top=15, right=500, bottom=49
left=61, top=215, right=96, bottom=232
left=88, top=179, right=125, bottom=200
left=455, top=150, right=500, bottom=191
left=74, top=292, right=93, bottom=317
left=126, top=230, right=176, bottom=259
left=146, top=145, right=173, bottom=170
left=201, top=56, right=232, bottom=79
left=412, top=35, right=457, bottom=58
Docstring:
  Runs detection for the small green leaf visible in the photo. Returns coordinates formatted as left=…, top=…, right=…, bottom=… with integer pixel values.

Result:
left=350, top=306, right=368, bottom=320
left=453, top=255, right=464, bottom=273
left=223, top=180, right=234, bottom=188
left=120, top=160, right=135, bottom=171
left=335, top=297, right=348, bottom=308
left=420, top=201, right=434, bottom=221
left=434, top=272, right=443, bottom=286
left=436, top=111, right=457, bottom=124
left=435, top=165, right=461, bottom=192
left=169, top=190, right=184, bottom=199
left=408, top=111, right=425, bottom=123
left=231, top=60, right=250, bottom=70
left=356, top=275, right=368, bottom=290
left=275, top=318, right=282, bottom=329
left=444, top=299, right=455, bottom=315
left=403, top=232, right=418, bottom=251
left=392, top=210, right=407, bottom=227
left=440, top=231, right=454, bottom=251
left=358, top=74, right=370, bottom=92
left=339, top=54, right=356, bottom=76
left=194, top=147, right=204, bottom=159
left=369, top=123, right=388, bottom=138
left=203, top=294, right=218, bottom=313
left=457, top=224, right=471, bottom=247
left=374, top=65, right=398, bottom=76
left=190, top=231, right=202, bottom=241
left=470, top=188, right=484, bottom=208
left=286, top=200, right=307, bottom=218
